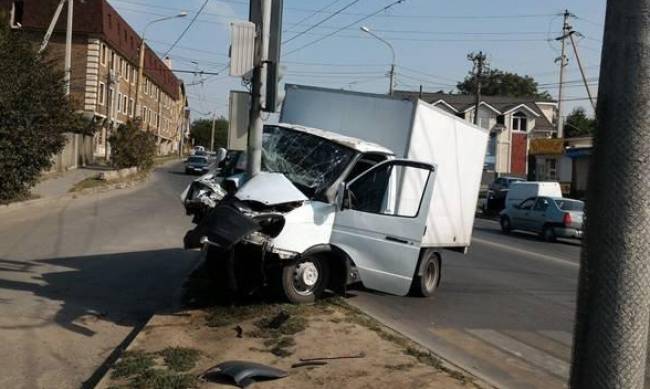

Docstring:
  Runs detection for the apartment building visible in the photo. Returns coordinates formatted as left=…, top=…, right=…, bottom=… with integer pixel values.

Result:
left=0, top=0, right=189, bottom=156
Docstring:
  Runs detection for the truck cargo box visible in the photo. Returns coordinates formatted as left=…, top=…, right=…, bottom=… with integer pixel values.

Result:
left=281, top=84, right=488, bottom=248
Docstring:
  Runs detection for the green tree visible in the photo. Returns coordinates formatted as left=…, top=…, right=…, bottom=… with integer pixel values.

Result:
left=190, top=117, right=228, bottom=149
left=457, top=68, right=552, bottom=99
left=109, top=119, right=157, bottom=170
left=564, top=107, right=596, bottom=138
left=0, top=22, right=84, bottom=202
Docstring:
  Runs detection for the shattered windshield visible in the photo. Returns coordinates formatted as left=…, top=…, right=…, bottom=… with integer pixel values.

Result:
left=262, top=125, right=356, bottom=197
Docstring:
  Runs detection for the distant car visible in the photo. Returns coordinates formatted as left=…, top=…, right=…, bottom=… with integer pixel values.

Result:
left=185, top=156, right=210, bottom=175
left=194, top=150, right=208, bottom=157
left=192, top=146, right=205, bottom=155
left=499, top=196, right=584, bottom=241
left=484, top=176, right=525, bottom=212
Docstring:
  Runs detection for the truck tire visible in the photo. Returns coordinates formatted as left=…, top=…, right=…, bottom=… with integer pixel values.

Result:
left=500, top=215, right=512, bottom=234
left=410, top=250, right=441, bottom=297
left=281, top=256, right=329, bottom=304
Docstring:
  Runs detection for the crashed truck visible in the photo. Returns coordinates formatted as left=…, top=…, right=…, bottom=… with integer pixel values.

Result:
left=182, top=84, right=488, bottom=303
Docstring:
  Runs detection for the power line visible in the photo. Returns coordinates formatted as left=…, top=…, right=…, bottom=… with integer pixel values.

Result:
left=162, top=0, right=209, bottom=58
left=282, top=0, right=356, bottom=44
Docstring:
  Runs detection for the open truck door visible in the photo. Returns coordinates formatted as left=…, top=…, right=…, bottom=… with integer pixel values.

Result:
left=331, top=160, right=436, bottom=296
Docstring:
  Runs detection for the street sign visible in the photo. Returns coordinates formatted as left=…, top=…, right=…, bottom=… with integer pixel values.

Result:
left=229, top=21, right=255, bottom=77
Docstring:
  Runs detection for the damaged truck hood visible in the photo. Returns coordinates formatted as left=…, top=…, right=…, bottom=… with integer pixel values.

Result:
left=235, top=172, right=308, bottom=205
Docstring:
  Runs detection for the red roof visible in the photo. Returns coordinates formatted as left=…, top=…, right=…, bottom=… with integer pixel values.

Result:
left=0, top=0, right=181, bottom=99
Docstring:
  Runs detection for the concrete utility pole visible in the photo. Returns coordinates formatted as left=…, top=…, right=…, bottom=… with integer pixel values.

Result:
left=63, top=0, right=73, bottom=96
left=570, top=1, right=650, bottom=388
left=246, top=0, right=271, bottom=177
left=468, top=51, right=487, bottom=126
left=555, top=9, right=573, bottom=138
left=210, top=111, right=217, bottom=152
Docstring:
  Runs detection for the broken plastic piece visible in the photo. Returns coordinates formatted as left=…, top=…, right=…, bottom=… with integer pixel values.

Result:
left=202, top=360, right=288, bottom=388
left=291, top=360, right=328, bottom=369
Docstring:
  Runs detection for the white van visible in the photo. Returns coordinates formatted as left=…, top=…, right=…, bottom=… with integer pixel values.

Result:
left=505, top=181, right=562, bottom=209
left=183, top=85, right=488, bottom=303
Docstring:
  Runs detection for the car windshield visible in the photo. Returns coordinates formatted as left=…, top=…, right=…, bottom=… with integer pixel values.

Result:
left=555, top=199, right=584, bottom=211
left=187, top=157, right=207, bottom=164
left=262, top=125, right=356, bottom=197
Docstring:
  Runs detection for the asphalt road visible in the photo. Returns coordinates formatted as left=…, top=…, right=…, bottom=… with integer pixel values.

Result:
left=0, top=162, right=200, bottom=389
left=350, top=218, right=650, bottom=389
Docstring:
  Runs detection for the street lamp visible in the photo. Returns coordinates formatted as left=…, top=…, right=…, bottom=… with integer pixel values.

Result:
left=134, top=12, right=187, bottom=113
left=360, top=26, right=396, bottom=95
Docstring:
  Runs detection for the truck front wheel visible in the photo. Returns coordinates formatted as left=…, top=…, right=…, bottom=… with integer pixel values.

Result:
left=281, top=256, right=329, bottom=304
left=410, top=250, right=441, bottom=297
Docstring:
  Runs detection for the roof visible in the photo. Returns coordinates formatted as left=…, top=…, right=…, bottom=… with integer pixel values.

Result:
left=394, top=90, right=555, bottom=131
left=276, top=123, right=395, bottom=155
left=0, top=0, right=181, bottom=99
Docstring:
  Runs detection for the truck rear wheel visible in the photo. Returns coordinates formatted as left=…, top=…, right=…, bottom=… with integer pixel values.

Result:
left=410, top=250, right=441, bottom=297
left=281, top=256, right=329, bottom=304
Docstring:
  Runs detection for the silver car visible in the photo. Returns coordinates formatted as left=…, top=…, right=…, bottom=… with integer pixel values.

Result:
left=499, top=196, right=584, bottom=241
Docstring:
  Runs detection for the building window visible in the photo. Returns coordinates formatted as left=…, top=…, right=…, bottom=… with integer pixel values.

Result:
left=121, top=60, right=127, bottom=78
left=156, top=112, right=160, bottom=127
left=117, top=92, right=123, bottom=113
left=98, top=82, right=105, bottom=105
left=129, top=98, right=134, bottom=116
left=110, top=52, right=116, bottom=71
left=497, top=115, right=505, bottom=125
left=512, top=112, right=528, bottom=132
left=100, top=44, right=107, bottom=66
left=108, top=87, right=114, bottom=114
left=124, top=64, right=129, bottom=81
left=544, top=158, right=557, bottom=180
left=123, top=95, right=128, bottom=114
left=131, top=67, right=136, bottom=84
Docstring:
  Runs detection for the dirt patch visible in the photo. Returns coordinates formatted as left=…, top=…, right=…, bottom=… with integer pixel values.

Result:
left=101, top=299, right=487, bottom=389
left=69, top=170, right=150, bottom=193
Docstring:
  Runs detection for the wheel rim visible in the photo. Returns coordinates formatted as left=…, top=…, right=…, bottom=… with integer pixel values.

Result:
left=424, top=260, right=437, bottom=291
left=293, top=260, right=320, bottom=296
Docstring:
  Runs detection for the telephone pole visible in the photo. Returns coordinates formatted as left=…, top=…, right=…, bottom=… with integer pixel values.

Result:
left=568, top=31, right=596, bottom=110
left=555, top=9, right=573, bottom=138
left=63, top=0, right=72, bottom=96
left=468, top=51, right=487, bottom=126
left=570, top=0, right=650, bottom=388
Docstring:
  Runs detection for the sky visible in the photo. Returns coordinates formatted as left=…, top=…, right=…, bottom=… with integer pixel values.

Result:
left=108, top=0, right=606, bottom=121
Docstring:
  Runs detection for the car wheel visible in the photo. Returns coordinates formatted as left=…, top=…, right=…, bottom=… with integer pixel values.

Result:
left=281, top=256, right=329, bottom=304
left=410, top=250, right=441, bottom=297
left=543, top=226, right=557, bottom=242
left=500, top=216, right=512, bottom=234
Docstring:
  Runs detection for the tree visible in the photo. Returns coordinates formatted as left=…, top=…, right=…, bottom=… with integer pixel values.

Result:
left=190, top=117, right=228, bottom=149
left=457, top=68, right=552, bottom=99
left=109, top=119, right=157, bottom=170
left=0, top=21, right=83, bottom=202
left=564, top=107, right=595, bottom=138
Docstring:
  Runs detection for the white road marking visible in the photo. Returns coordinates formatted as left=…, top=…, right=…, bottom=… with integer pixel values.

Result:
left=467, top=328, right=571, bottom=379
left=471, top=236, right=579, bottom=268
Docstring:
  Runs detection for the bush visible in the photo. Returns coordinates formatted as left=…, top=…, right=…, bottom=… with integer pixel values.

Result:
left=109, top=119, right=157, bottom=170
left=0, top=23, right=81, bottom=202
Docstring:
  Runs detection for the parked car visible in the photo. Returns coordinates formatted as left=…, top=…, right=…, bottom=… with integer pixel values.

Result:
left=484, top=176, right=525, bottom=212
left=191, top=146, right=205, bottom=155
left=184, top=156, right=210, bottom=175
left=500, top=196, right=584, bottom=241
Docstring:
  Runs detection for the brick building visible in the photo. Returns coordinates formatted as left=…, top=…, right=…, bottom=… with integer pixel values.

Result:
left=0, top=0, right=190, bottom=156
left=395, top=91, right=557, bottom=178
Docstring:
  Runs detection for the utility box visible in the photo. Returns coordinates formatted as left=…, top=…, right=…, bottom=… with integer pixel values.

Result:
left=228, top=91, right=250, bottom=151
left=230, top=21, right=255, bottom=77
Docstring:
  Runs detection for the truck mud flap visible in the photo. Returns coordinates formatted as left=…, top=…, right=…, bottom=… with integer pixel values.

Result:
left=184, top=203, right=260, bottom=249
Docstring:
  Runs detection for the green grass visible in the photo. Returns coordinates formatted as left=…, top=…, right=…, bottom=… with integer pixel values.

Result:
left=111, top=350, right=155, bottom=379
left=159, top=347, right=201, bottom=372
left=131, top=369, right=197, bottom=389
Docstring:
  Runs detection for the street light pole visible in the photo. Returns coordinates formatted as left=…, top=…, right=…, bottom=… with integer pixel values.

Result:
left=360, top=26, right=396, bottom=96
left=134, top=12, right=187, bottom=117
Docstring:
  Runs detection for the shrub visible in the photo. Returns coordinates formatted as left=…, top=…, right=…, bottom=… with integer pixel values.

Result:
left=109, top=119, right=157, bottom=170
left=0, top=23, right=81, bottom=201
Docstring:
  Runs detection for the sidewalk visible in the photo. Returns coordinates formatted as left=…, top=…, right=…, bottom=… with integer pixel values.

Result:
left=32, top=166, right=109, bottom=199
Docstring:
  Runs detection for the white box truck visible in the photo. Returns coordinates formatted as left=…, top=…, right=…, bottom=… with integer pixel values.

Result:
left=504, top=181, right=563, bottom=210
left=182, top=84, right=488, bottom=303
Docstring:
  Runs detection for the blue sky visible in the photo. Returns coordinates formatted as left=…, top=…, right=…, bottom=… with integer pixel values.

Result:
left=108, top=0, right=606, bottom=120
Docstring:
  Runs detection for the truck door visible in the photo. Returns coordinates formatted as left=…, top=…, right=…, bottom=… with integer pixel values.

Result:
left=331, top=160, right=435, bottom=296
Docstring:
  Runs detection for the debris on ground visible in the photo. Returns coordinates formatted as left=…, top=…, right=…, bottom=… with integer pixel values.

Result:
left=201, top=361, right=288, bottom=388
left=100, top=262, right=489, bottom=389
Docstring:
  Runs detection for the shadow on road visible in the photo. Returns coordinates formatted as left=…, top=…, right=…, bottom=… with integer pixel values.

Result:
left=0, top=248, right=200, bottom=337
